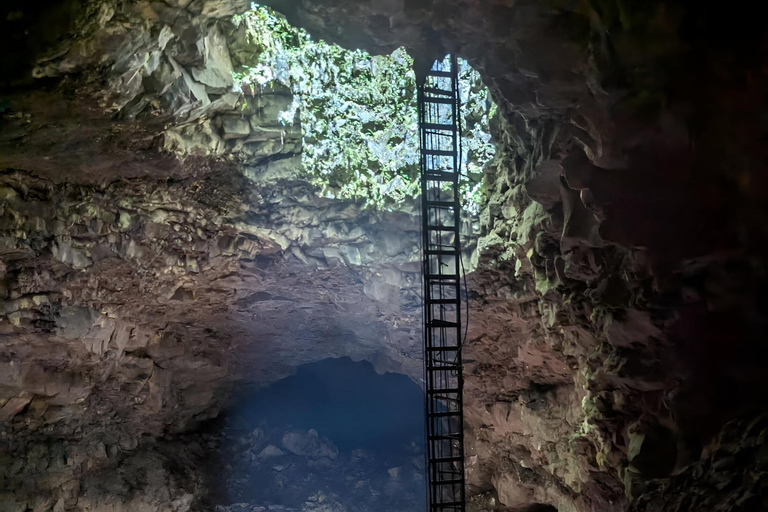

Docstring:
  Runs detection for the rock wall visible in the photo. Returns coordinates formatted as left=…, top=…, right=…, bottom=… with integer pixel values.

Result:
left=0, top=167, right=433, bottom=510
left=0, top=83, right=435, bottom=512
left=2, top=0, right=768, bottom=511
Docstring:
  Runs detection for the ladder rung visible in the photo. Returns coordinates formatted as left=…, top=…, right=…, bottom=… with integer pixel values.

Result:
left=430, top=501, right=464, bottom=508
left=425, top=250, right=457, bottom=256
left=425, top=201, right=458, bottom=208
left=426, top=363, right=461, bottom=370
left=431, top=455, right=463, bottom=463
left=429, top=434, right=461, bottom=441
left=426, top=281, right=458, bottom=288
left=424, top=173, right=458, bottom=182
left=426, top=322, right=458, bottom=328
left=423, top=96, right=456, bottom=105
left=427, top=319, right=458, bottom=327
left=426, top=346, right=460, bottom=352
left=430, top=478, right=464, bottom=485
left=429, top=354, right=461, bottom=362
left=423, top=87, right=455, bottom=97
left=424, top=131, right=455, bottom=139
left=423, top=169, right=457, bottom=177
left=427, top=70, right=453, bottom=78
left=428, top=397, right=461, bottom=405
left=425, top=225, right=457, bottom=232
left=428, top=388, right=461, bottom=394
left=426, top=278, right=458, bottom=285
left=425, top=289, right=458, bottom=296
left=422, top=122, right=456, bottom=131
left=427, top=298, right=459, bottom=305
left=423, top=149, right=455, bottom=156
left=427, top=251, right=459, bottom=254
left=429, top=410, right=462, bottom=418
left=426, top=358, right=461, bottom=364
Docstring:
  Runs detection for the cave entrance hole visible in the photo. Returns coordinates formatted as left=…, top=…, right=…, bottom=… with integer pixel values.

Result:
left=231, top=3, right=495, bottom=212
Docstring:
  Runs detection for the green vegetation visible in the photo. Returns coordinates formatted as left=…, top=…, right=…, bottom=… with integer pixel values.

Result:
left=232, top=4, right=495, bottom=210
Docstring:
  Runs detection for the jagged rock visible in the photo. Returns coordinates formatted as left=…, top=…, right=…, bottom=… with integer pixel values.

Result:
left=302, top=493, right=345, bottom=512
left=191, top=24, right=234, bottom=92
left=169, top=56, right=210, bottom=106
left=254, top=93, right=293, bottom=127
left=258, top=445, right=286, bottom=459
left=0, top=395, right=32, bottom=421
left=164, top=119, right=226, bottom=154
left=220, top=115, right=252, bottom=139
left=200, top=0, right=250, bottom=18
left=282, top=430, right=339, bottom=460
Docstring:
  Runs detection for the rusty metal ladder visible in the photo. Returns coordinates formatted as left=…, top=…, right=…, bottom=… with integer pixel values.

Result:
left=417, top=54, right=466, bottom=512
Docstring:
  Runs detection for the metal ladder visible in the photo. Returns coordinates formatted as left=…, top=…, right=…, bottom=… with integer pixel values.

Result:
left=417, top=55, right=466, bottom=512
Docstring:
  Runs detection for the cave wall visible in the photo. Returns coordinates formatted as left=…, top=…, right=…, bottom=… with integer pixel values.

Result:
left=1, top=33, right=432, bottom=506
left=1, top=0, right=768, bottom=511
left=0, top=166, right=430, bottom=510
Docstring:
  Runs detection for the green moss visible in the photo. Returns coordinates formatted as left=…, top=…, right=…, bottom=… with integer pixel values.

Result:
left=232, top=4, right=495, bottom=210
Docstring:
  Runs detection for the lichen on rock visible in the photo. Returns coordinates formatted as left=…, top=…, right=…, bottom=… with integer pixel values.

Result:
left=230, top=5, right=495, bottom=209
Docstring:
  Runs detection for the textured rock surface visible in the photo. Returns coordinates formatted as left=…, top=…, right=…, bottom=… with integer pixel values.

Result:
left=2, top=0, right=768, bottom=511
left=0, top=134, right=431, bottom=510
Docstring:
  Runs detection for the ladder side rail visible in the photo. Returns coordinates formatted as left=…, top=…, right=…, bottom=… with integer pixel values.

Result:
left=450, top=54, right=467, bottom=507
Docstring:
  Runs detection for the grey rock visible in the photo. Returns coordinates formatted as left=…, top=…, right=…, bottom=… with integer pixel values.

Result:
left=258, top=445, right=286, bottom=459
left=191, top=24, right=234, bottom=92
left=200, top=0, right=250, bottom=18
left=282, top=430, right=338, bottom=460
left=220, top=115, right=252, bottom=140
left=169, top=56, right=210, bottom=106
left=256, top=94, right=293, bottom=125
left=55, top=306, right=99, bottom=340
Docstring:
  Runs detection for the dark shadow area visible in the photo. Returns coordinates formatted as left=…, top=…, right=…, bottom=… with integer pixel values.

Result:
left=0, top=0, right=82, bottom=89
left=226, top=356, right=424, bottom=451
left=208, top=357, right=426, bottom=512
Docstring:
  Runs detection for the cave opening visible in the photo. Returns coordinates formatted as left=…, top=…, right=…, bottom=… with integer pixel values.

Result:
left=212, top=357, right=426, bottom=512
left=218, top=3, right=496, bottom=213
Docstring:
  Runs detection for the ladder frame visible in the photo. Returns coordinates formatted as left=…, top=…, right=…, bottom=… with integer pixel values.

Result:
left=418, top=54, right=466, bottom=512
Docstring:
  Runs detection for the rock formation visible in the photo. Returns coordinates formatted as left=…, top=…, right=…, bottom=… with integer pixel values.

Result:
left=1, top=0, right=767, bottom=511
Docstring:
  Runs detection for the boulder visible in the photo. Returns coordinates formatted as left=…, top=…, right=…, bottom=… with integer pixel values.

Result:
left=257, top=445, right=286, bottom=459
left=282, top=429, right=339, bottom=460
left=220, top=115, right=251, bottom=140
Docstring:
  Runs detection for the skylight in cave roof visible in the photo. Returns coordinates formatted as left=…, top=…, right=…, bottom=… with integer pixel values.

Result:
left=232, top=3, right=496, bottom=212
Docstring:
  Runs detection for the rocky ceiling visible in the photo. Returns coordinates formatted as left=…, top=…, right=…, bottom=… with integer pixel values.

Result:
left=1, top=0, right=767, bottom=512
